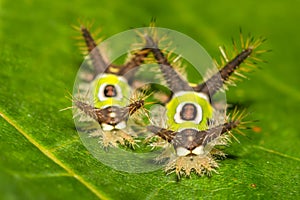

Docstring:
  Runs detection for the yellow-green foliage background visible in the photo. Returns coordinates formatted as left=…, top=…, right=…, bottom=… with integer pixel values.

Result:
left=0, top=0, right=299, bottom=199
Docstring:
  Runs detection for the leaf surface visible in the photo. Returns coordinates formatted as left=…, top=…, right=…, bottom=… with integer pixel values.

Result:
left=0, top=0, right=299, bottom=199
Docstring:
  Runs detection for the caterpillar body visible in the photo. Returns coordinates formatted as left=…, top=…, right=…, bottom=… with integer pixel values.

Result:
left=144, top=33, right=266, bottom=177
left=73, top=25, right=150, bottom=147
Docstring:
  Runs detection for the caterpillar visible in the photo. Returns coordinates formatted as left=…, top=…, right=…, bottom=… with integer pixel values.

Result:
left=72, top=24, right=151, bottom=147
left=144, top=31, right=267, bottom=177
left=70, top=23, right=267, bottom=176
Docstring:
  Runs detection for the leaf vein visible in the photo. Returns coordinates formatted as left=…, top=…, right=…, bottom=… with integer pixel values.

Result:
left=0, top=111, right=110, bottom=200
left=145, top=181, right=175, bottom=200
left=260, top=73, right=300, bottom=101
left=253, top=145, right=300, bottom=162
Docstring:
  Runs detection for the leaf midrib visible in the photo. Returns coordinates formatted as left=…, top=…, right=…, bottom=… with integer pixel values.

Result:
left=253, top=145, right=300, bottom=162
left=0, top=111, right=109, bottom=200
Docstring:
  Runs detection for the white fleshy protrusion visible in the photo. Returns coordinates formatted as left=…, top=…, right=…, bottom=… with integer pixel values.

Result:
left=176, top=147, right=190, bottom=157
left=101, top=123, right=114, bottom=131
left=192, top=146, right=204, bottom=155
left=115, top=121, right=126, bottom=129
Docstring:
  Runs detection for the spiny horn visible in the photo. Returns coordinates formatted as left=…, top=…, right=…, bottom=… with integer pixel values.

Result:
left=80, top=26, right=108, bottom=75
left=145, top=36, right=192, bottom=93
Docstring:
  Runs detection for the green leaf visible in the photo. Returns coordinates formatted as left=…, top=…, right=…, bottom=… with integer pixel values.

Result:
left=0, top=0, right=299, bottom=199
